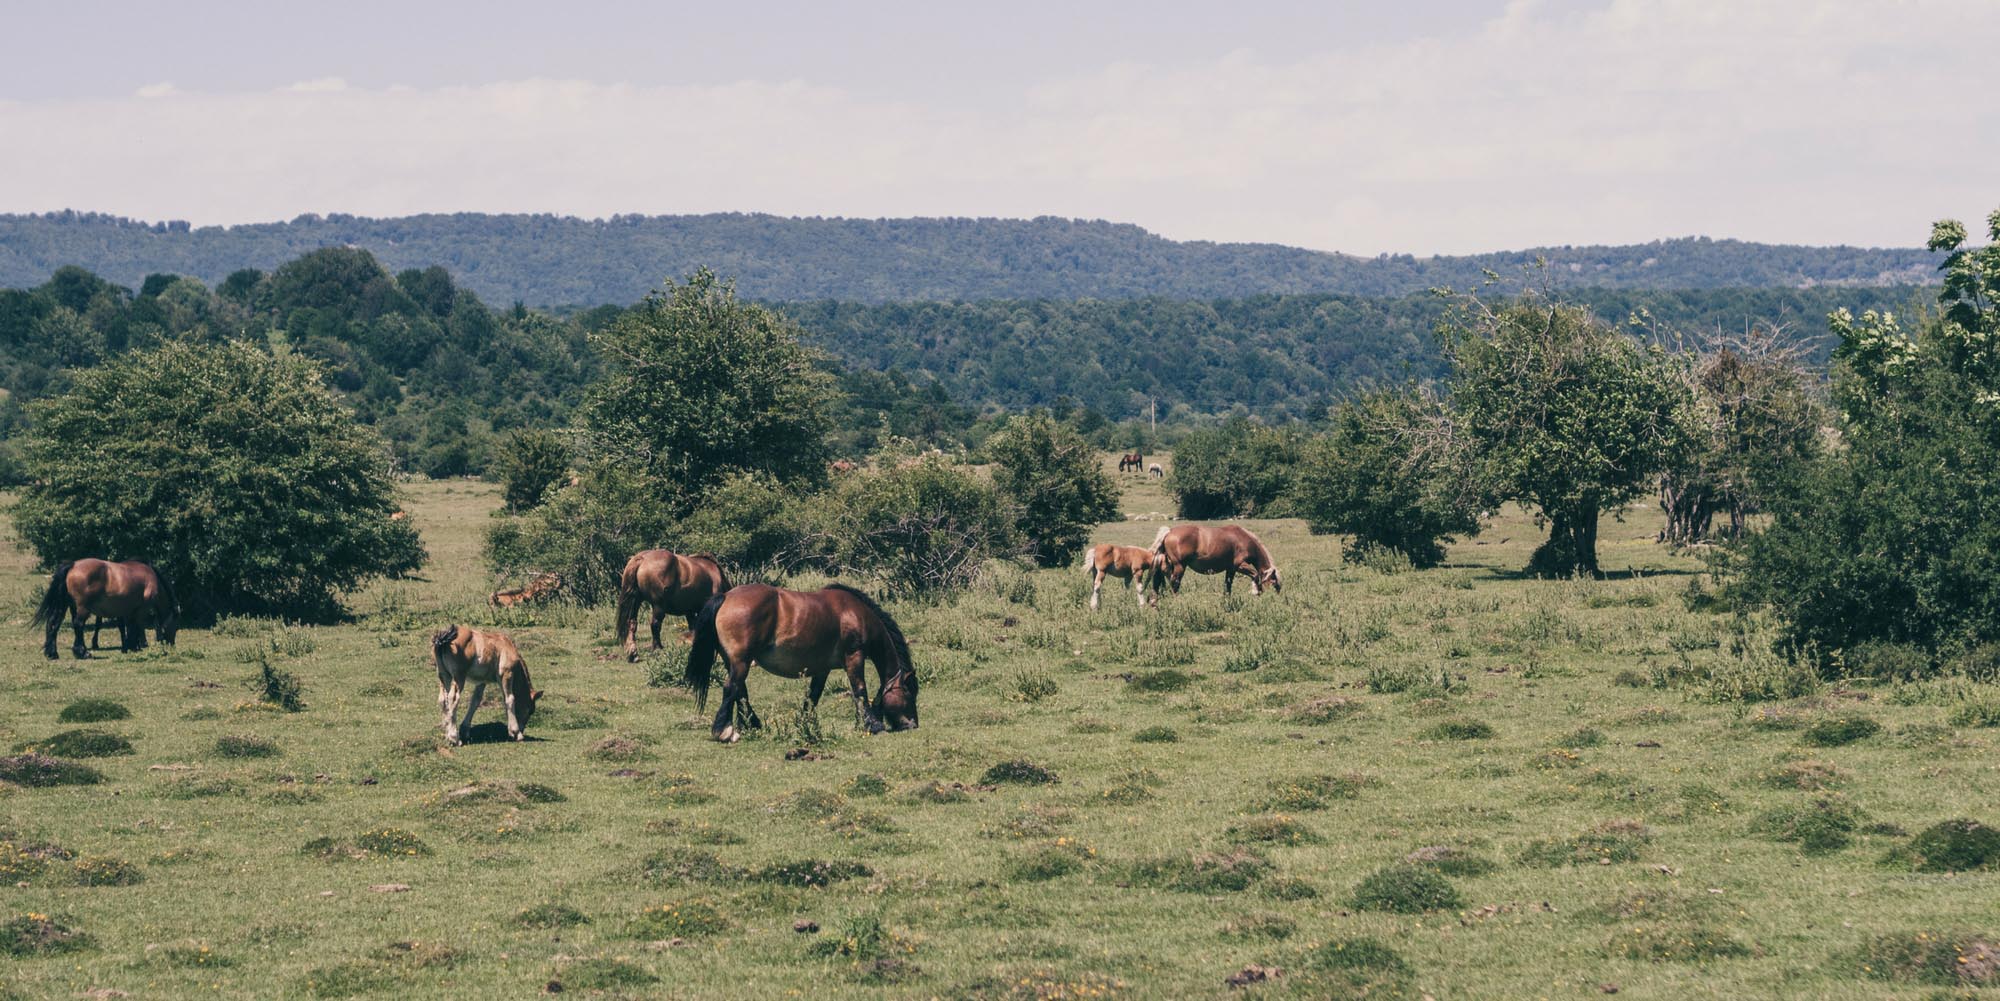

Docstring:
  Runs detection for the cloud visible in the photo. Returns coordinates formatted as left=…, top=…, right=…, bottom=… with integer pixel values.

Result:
left=3, top=0, right=1994, bottom=253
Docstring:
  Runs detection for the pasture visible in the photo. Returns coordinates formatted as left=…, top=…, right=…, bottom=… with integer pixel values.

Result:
left=0, top=470, right=1993, bottom=1000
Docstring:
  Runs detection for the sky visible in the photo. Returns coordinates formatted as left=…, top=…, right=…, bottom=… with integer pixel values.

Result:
left=1, top=0, right=1993, bottom=255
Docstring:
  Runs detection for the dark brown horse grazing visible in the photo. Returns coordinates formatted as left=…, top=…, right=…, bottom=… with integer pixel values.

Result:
left=684, top=583, right=918, bottom=742
left=616, top=550, right=731, bottom=662
left=32, top=559, right=179, bottom=660
left=1149, top=524, right=1282, bottom=596
left=1118, top=452, right=1145, bottom=473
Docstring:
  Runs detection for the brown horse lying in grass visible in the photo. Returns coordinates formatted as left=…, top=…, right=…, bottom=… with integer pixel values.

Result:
left=32, top=559, right=178, bottom=660
left=491, top=572, right=563, bottom=608
left=685, top=583, right=918, bottom=742
left=1149, top=524, right=1282, bottom=596
left=617, top=550, right=731, bottom=661
left=431, top=625, right=541, bottom=745
left=1084, top=543, right=1161, bottom=610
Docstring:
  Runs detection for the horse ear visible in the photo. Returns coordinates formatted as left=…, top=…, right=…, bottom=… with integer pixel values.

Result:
left=530, top=689, right=544, bottom=700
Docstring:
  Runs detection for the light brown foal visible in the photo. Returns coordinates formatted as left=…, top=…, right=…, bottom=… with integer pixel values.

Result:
left=1083, top=543, right=1159, bottom=609
left=431, top=625, right=540, bottom=745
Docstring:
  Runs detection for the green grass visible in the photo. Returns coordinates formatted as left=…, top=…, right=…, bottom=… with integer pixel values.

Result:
left=0, top=476, right=1997, bottom=998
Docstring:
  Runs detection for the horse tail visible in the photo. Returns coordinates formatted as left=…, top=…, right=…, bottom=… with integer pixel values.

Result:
left=1083, top=547, right=1098, bottom=575
left=1147, top=526, right=1173, bottom=555
left=30, top=562, right=75, bottom=630
left=825, top=583, right=914, bottom=700
left=683, top=592, right=729, bottom=712
left=614, top=558, right=644, bottom=646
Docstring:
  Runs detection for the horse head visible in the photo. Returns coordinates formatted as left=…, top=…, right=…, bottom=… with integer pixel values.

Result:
left=1261, top=566, right=1283, bottom=595
left=876, top=668, right=919, bottom=731
left=431, top=624, right=460, bottom=652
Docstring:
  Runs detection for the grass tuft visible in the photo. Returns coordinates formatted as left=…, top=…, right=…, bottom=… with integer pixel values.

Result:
left=56, top=699, right=129, bottom=723
left=1348, top=864, right=1462, bottom=913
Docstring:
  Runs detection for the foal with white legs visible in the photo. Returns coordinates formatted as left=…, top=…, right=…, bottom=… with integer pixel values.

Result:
left=432, top=625, right=541, bottom=745
left=1083, top=543, right=1160, bottom=609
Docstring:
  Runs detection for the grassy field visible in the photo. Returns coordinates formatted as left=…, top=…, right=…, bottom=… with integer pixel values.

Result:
left=0, top=467, right=1995, bottom=1000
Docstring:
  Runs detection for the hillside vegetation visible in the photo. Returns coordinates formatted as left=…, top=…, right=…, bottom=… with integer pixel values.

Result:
left=0, top=211, right=1940, bottom=306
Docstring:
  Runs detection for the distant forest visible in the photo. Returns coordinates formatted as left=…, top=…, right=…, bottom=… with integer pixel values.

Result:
left=0, top=211, right=1942, bottom=307
left=0, top=247, right=1925, bottom=482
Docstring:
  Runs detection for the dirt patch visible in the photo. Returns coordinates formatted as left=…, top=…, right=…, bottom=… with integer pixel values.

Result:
left=1225, top=964, right=1282, bottom=988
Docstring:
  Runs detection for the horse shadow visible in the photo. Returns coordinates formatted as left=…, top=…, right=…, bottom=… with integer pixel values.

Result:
left=458, top=721, right=549, bottom=745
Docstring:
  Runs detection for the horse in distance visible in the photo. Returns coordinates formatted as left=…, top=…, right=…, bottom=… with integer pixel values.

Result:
left=1149, top=524, right=1282, bottom=596
left=684, top=583, right=918, bottom=742
left=616, top=550, right=731, bottom=661
left=1118, top=452, right=1145, bottom=473
left=32, top=559, right=179, bottom=660
left=491, top=572, right=563, bottom=609
left=1083, top=543, right=1161, bottom=610
left=431, top=624, right=541, bottom=745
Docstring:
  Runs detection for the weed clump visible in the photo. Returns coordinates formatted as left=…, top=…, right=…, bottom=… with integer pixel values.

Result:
left=251, top=659, right=307, bottom=712
left=1801, top=713, right=1881, bottom=747
left=1557, top=726, right=1606, bottom=748
left=1948, top=700, right=2000, bottom=728
left=808, top=915, right=916, bottom=962
left=1226, top=815, right=1322, bottom=846
left=1262, top=876, right=1320, bottom=900
left=752, top=859, right=873, bottom=887
left=0, top=754, right=103, bottom=787
left=562, top=958, right=659, bottom=989
left=1604, top=923, right=1754, bottom=962
left=214, top=734, right=279, bottom=759
left=1420, top=717, right=1494, bottom=741
left=1288, top=697, right=1363, bottom=725
left=1852, top=930, right=2000, bottom=986
left=1255, top=773, right=1367, bottom=812
left=639, top=847, right=743, bottom=885
left=1, top=912, right=91, bottom=957
left=1892, top=819, right=2000, bottom=873
left=1131, top=726, right=1178, bottom=743
left=1518, top=820, right=1652, bottom=867
left=844, top=773, right=890, bottom=798
left=1126, top=848, right=1272, bottom=893
left=56, top=699, right=129, bottom=723
left=983, top=760, right=1059, bottom=785
left=1006, top=670, right=1059, bottom=703
left=1125, top=669, right=1195, bottom=693
left=1404, top=845, right=1497, bottom=876
left=70, top=855, right=143, bottom=886
left=1002, top=840, right=1094, bottom=882
left=1348, top=864, right=1462, bottom=913
left=302, top=828, right=431, bottom=860
left=1752, top=797, right=1868, bottom=854
left=628, top=899, right=732, bottom=939
left=15, top=729, right=132, bottom=758
left=514, top=903, right=589, bottom=929
left=1763, top=759, right=1846, bottom=791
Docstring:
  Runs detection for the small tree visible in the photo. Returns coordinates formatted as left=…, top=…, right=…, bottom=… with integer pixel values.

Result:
left=1167, top=418, right=1300, bottom=519
left=1443, top=296, right=1695, bottom=577
left=985, top=413, right=1120, bottom=566
left=493, top=427, right=570, bottom=512
left=13, top=341, right=425, bottom=618
left=1657, top=328, right=1825, bottom=545
left=817, top=455, right=1020, bottom=598
left=1292, top=389, right=1484, bottom=568
left=485, top=462, right=674, bottom=606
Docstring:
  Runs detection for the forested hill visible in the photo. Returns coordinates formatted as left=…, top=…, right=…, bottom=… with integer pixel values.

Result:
left=0, top=211, right=1940, bottom=307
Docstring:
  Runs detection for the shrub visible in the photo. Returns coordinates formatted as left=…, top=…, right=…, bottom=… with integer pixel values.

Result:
left=985, top=413, right=1119, bottom=567
left=0, top=754, right=103, bottom=787
left=252, top=660, right=307, bottom=712
left=1168, top=418, right=1301, bottom=519
left=493, top=427, right=569, bottom=512
left=56, top=699, right=128, bottom=723
left=814, top=454, right=1020, bottom=597
left=1292, top=389, right=1484, bottom=567
left=1895, top=819, right=2000, bottom=873
left=484, top=462, right=679, bottom=606
left=983, top=760, right=1059, bottom=785
left=14, top=341, right=425, bottom=618
left=1801, top=714, right=1880, bottom=747
left=673, top=470, right=815, bottom=573
left=1348, top=864, right=1463, bottom=913
left=18, top=729, right=131, bottom=758
left=1420, top=717, right=1495, bottom=741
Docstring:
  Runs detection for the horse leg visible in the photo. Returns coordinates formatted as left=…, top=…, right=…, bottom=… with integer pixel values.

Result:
left=804, top=670, right=830, bottom=714
left=439, top=677, right=462, bottom=745
left=457, top=682, right=486, bottom=742
left=1133, top=574, right=1148, bottom=608
left=69, top=604, right=90, bottom=659
left=844, top=649, right=883, bottom=734
left=42, top=602, right=63, bottom=660
left=504, top=684, right=525, bottom=742
left=1090, top=570, right=1104, bottom=611
left=711, top=657, right=751, bottom=743
left=90, top=618, right=102, bottom=650
left=1171, top=566, right=1185, bottom=594
left=649, top=603, right=666, bottom=652
left=1241, top=561, right=1262, bottom=596
left=1224, top=569, right=1235, bottom=594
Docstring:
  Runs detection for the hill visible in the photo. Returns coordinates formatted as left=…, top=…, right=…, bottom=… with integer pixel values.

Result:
left=0, top=211, right=1942, bottom=307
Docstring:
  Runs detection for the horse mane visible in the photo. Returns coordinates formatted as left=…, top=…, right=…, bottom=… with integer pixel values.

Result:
left=432, top=624, right=459, bottom=649
left=824, top=583, right=915, bottom=697
left=1245, top=530, right=1276, bottom=570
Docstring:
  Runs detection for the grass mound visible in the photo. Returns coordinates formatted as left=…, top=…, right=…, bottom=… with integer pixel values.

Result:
left=627, top=898, right=732, bottom=938
left=1255, top=773, right=1367, bottom=811
left=1348, top=864, right=1462, bottom=913
left=1751, top=797, right=1867, bottom=855
left=1801, top=714, right=1881, bottom=747
left=1604, top=922, right=1754, bottom=962
left=844, top=773, right=890, bottom=797
left=70, top=855, right=143, bottom=886
left=1, top=912, right=91, bottom=957
left=752, top=858, right=872, bottom=887
left=1420, top=717, right=1495, bottom=741
left=301, top=828, right=432, bottom=860
left=214, top=735, right=280, bottom=758
left=1289, top=697, right=1363, bottom=725
left=514, top=903, right=590, bottom=929
left=56, top=699, right=129, bottom=723
left=1764, top=759, right=1845, bottom=791
left=15, top=729, right=132, bottom=758
left=1892, top=819, right=2000, bottom=873
left=1219, top=912, right=1296, bottom=940
left=1127, top=847, right=1272, bottom=893
left=561, top=958, right=658, bottom=990
left=1125, top=669, right=1195, bottom=693
left=1852, top=930, right=2000, bottom=986
left=1002, top=840, right=1093, bottom=882
left=639, top=847, right=744, bottom=885
left=1295, top=938, right=1415, bottom=996
left=1226, top=815, right=1322, bottom=846
left=0, top=754, right=103, bottom=787
left=1131, top=725, right=1178, bottom=743
left=1518, top=820, right=1652, bottom=867
left=983, top=760, right=1059, bottom=785
left=1404, top=845, right=1497, bottom=876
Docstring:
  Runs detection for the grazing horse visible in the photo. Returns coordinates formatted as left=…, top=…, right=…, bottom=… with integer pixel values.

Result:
left=616, top=550, right=732, bottom=661
left=491, top=572, right=563, bottom=609
left=1084, top=543, right=1161, bottom=610
left=1149, top=524, right=1282, bottom=596
left=684, top=583, right=918, bottom=743
left=1118, top=452, right=1145, bottom=473
left=1148, top=462, right=1165, bottom=479
left=32, top=560, right=178, bottom=660
left=431, top=625, right=541, bottom=745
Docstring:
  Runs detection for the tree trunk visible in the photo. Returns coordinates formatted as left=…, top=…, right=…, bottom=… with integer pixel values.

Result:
left=1527, top=503, right=1602, bottom=578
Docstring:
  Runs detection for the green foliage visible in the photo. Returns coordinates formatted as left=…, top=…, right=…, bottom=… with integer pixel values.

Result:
left=985, top=413, right=1118, bottom=566
left=672, top=471, right=812, bottom=572
left=1168, top=418, right=1300, bottom=518
left=253, top=660, right=307, bottom=712
left=1658, top=330, right=1826, bottom=544
left=485, top=463, right=675, bottom=606
left=1444, top=295, right=1696, bottom=576
left=55, top=699, right=128, bottom=723
left=1347, top=864, right=1463, bottom=913
left=13, top=341, right=425, bottom=618
left=811, top=455, right=1019, bottom=597
left=493, top=428, right=569, bottom=512
left=1735, top=210, right=2000, bottom=667
left=1, top=913, right=91, bottom=957
left=1293, top=388, right=1483, bottom=566
left=1896, top=820, right=2000, bottom=873
left=16, top=730, right=131, bottom=758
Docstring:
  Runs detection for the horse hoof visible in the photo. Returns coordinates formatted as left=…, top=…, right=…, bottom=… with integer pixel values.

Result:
left=717, top=726, right=739, bottom=744
left=510, top=731, right=525, bottom=742
left=72, top=650, right=92, bottom=660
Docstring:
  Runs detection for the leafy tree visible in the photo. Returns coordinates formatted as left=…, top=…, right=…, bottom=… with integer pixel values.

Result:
left=1443, top=295, right=1695, bottom=577
left=1168, top=418, right=1301, bottom=519
left=576, top=268, right=837, bottom=509
left=12, top=341, right=424, bottom=618
left=1292, top=389, right=1484, bottom=567
left=985, top=413, right=1120, bottom=566
left=493, top=427, right=570, bottom=511
left=1735, top=210, right=2000, bottom=668
left=815, top=454, right=1020, bottom=598
left=1657, top=328, right=1826, bottom=544
left=485, top=463, right=674, bottom=606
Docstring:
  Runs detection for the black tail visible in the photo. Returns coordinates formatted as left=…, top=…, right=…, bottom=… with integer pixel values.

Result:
left=683, top=591, right=729, bottom=711
left=30, top=562, right=74, bottom=630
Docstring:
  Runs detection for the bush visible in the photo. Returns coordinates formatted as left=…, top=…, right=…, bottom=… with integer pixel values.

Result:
left=56, top=699, right=128, bottom=723
left=985, top=413, right=1119, bottom=567
left=13, top=341, right=425, bottom=618
left=1168, top=418, right=1301, bottom=519
left=493, top=427, right=569, bottom=512
left=1348, top=864, right=1463, bottom=913
left=814, top=454, right=1020, bottom=597
left=485, top=463, right=677, bottom=607
left=672, top=471, right=813, bottom=572
left=252, top=660, right=307, bottom=712
left=1292, top=389, right=1483, bottom=567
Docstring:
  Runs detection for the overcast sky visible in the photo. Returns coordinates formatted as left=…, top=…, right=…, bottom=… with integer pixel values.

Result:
left=1, top=0, right=1992, bottom=254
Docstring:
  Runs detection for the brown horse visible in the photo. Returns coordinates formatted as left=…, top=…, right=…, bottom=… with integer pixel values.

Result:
left=1149, top=524, right=1282, bottom=596
left=616, top=550, right=731, bottom=661
left=32, top=559, right=178, bottom=660
left=1118, top=452, right=1145, bottom=473
left=491, top=572, right=563, bottom=608
left=431, top=624, right=541, bottom=745
left=684, top=583, right=918, bottom=742
left=1083, top=543, right=1161, bottom=610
